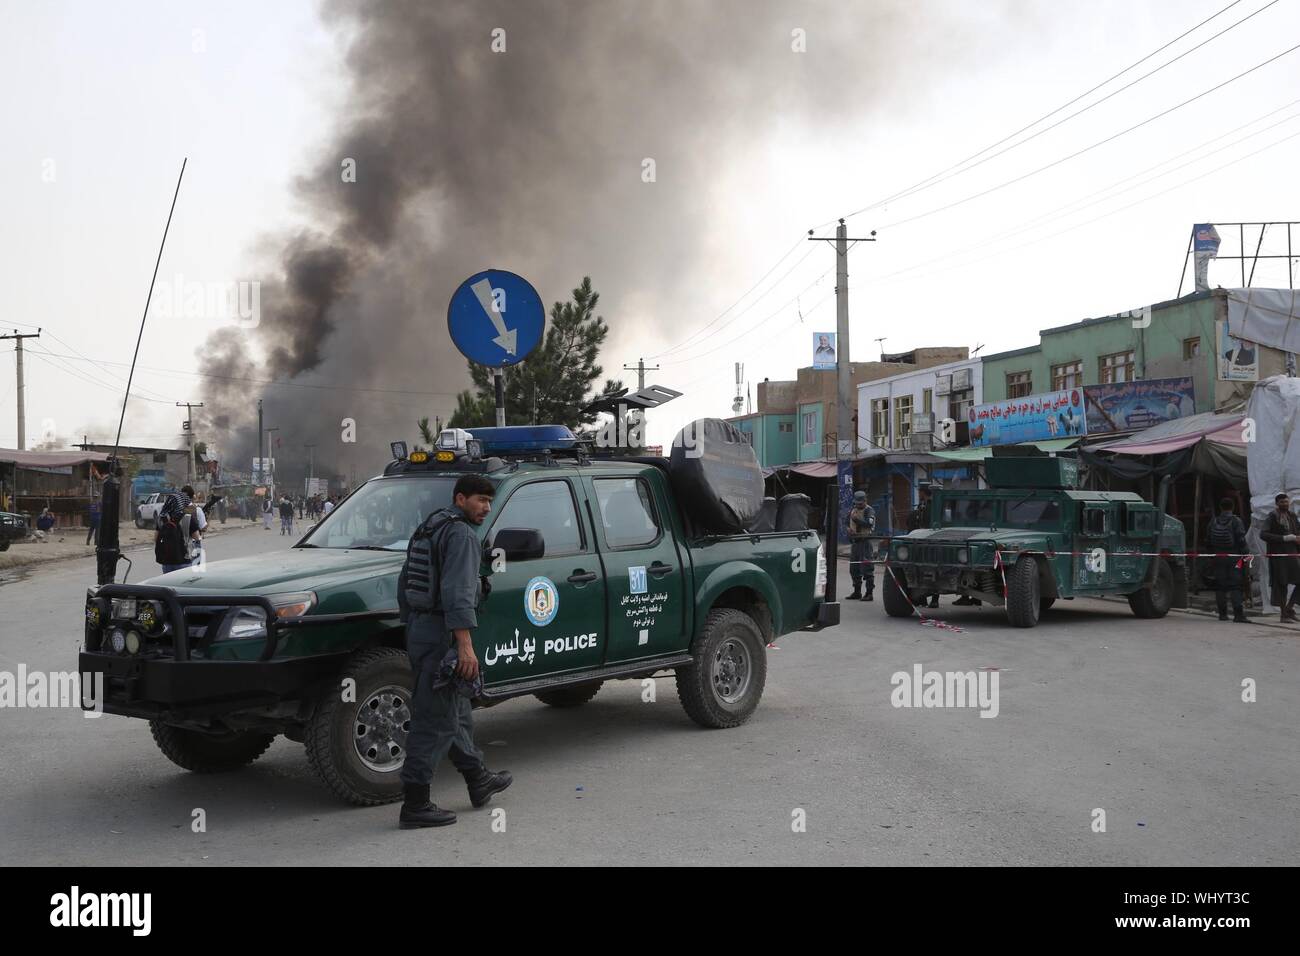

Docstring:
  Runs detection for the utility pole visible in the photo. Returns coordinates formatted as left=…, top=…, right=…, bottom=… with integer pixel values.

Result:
left=623, top=357, right=660, bottom=391
left=266, top=426, right=280, bottom=496
left=257, top=399, right=264, bottom=486
left=304, top=443, right=316, bottom=496
left=1, top=329, right=41, bottom=450
left=176, top=401, right=203, bottom=486
left=808, top=221, right=876, bottom=459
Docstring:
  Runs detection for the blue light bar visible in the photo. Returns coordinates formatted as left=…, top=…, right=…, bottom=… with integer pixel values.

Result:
left=465, top=425, right=581, bottom=455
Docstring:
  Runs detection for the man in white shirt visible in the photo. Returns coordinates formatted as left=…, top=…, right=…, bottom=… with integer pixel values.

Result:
left=177, top=485, right=207, bottom=566
left=322, top=497, right=335, bottom=516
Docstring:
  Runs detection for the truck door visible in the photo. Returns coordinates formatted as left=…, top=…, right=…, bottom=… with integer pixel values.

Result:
left=582, top=471, right=688, bottom=665
left=1074, top=502, right=1114, bottom=590
left=476, top=478, right=606, bottom=684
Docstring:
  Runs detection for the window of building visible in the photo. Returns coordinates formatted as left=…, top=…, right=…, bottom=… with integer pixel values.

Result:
left=1051, top=360, right=1083, bottom=390
left=894, top=395, right=913, bottom=448
left=778, top=421, right=793, bottom=433
left=152, top=452, right=167, bottom=464
left=491, top=480, right=584, bottom=556
left=802, top=412, right=816, bottom=446
left=922, top=388, right=933, bottom=415
left=871, top=399, right=889, bottom=445
left=592, top=477, right=660, bottom=549
left=1006, top=370, right=1032, bottom=398
left=950, top=389, right=974, bottom=422
left=1183, top=337, right=1201, bottom=359
left=1098, top=350, right=1135, bottom=384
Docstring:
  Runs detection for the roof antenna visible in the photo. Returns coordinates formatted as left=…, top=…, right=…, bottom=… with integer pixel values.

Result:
left=97, top=158, right=187, bottom=586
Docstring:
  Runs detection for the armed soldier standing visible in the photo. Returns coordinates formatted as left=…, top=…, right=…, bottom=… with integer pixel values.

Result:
left=397, top=474, right=512, bottom=828
left=907, top=483, right=939, bottom=608
left=847, top=490, right=876, bottom=601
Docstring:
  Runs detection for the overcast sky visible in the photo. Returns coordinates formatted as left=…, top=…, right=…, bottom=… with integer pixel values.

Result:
left=3, top=0, right=1298, bottom=461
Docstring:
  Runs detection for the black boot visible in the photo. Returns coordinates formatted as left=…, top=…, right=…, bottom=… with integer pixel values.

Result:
left=1233, top=608, right=1247, bottom=623
left=862, top=590, right=874, bottom=602
left=398, top=784, right=457, bottom=829
left=464, top=766, right=513, bottom=809
left=848, top=585, right=861, bottom=601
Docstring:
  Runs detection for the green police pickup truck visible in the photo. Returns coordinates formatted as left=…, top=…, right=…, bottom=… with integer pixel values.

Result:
left=80, top=424, right=838, bottom=805
left=883, top=455, right=1187, bottom=628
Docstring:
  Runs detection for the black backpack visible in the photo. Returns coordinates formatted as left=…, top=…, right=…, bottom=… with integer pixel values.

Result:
left=155, top=514, right=188, bottom=565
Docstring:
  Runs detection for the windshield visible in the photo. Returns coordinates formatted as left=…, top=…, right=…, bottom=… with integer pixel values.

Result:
left=298, top=476, right=465, bottom=551
left=1002, top=498, right=1063, bottom=529
left=940, top=498, right=997, bottom=526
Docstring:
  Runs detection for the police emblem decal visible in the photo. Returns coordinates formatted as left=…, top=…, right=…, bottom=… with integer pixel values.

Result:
left=524, top=576, right=559, bottom=626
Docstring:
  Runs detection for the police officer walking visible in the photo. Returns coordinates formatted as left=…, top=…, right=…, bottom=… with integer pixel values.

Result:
left=848, top=490, right=875, bottom=601
left=397, top=474, right=512, bottom=828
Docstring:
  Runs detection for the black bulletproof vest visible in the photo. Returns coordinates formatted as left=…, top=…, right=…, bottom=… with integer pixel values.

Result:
left=401, top=509, right=464, bottom=614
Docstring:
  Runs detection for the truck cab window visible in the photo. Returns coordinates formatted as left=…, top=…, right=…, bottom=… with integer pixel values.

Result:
left=491, top=480, right=583, bottom=556
left=593, top=477, right=660, bottom=548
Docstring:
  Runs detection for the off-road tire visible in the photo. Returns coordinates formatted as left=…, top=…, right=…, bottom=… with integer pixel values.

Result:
left=0, top=538, right=9, bottom=552
left=305, top=646, right=413, bottom=806
left=883, top=567, right=914, bottom=617
left=677, top=608, right=767, bottom=729
left=1005, top=556, right=1042, bottom=628
left=1128, top=558, right=1174, bottom=619
left=535, top=682, right=603, bottom=708
left=148, top=721, right=274, bottom=772
left=135, top=515, right=146, bottom=529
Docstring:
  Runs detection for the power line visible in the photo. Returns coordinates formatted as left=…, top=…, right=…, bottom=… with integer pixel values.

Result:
left=817, top=0, right=1255, bottom=228
left=864, top=102, right=1300, bottom=286
left=876, top=40, right=1300, bottom=231
left=864, top=125, right=1300, bottom=291
left=859, top=0, right=1282, bottom=215
left=646, top=236, right=810, bottom=359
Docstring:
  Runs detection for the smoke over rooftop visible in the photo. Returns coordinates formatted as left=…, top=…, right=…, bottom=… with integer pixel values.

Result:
left=199, top=0, right=911, bottom=487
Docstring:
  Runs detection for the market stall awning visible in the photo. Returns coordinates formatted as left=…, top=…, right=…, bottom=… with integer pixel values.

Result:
left=1085, top=411, right=1245, bottom=455
left=0, top=448, right=111, bottom=468
left=779, top=460, right=839, bottom=479
left=929, top=438, right=1079, bottom=462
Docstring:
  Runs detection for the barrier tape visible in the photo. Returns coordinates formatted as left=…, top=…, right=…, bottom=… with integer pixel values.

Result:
left=883, top=560, right=965, bottom=633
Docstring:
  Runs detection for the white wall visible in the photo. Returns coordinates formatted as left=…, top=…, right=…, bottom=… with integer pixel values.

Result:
left=856, top=358, right=984, bottom=451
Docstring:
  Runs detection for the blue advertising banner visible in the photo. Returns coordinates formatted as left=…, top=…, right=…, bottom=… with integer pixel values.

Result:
left=1083, top=377, right=1195, bottom=434
left=968, top=388, right=1086, bottom=447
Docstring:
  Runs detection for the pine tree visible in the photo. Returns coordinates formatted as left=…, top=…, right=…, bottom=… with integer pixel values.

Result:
left=447, top=277, right=623, bottom=429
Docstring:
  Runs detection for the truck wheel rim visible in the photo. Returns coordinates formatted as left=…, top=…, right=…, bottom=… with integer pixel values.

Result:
left=353, top=684, right=410, bottom=773
left=712, top=637, right=752, bottom=704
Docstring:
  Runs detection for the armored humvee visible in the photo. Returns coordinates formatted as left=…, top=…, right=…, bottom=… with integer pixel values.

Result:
left=883, top=456, right=1187, bottom=628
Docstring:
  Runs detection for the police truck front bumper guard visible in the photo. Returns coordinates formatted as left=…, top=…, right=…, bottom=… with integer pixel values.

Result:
left=81, top=584, right=400, bottom=712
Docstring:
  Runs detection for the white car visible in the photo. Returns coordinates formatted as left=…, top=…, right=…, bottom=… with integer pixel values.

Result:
left=134, top=493, right=172, bottom=528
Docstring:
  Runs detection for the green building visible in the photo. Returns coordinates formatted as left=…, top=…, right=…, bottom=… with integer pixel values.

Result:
left=729, top=411, right=798, bottom=468
left=981, top=289, right=1284, bottom=415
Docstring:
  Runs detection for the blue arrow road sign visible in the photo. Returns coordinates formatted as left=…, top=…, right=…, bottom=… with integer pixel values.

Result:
left=447, top=269, right=545, bottom=368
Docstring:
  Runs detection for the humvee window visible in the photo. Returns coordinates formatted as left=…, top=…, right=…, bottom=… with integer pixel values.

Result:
left=1083, top=506, right=1108, bottom=535
left=1004, top=499, right=1062, bottom=528
left=942, top=499, right=996, bottom=525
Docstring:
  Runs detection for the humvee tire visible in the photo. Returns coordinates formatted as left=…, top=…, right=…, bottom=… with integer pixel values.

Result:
left=1128, top=558, right=1174, bottom=619
left=536, top=682, right=603, bottom=708
left=149, top=721, right=274, bottom=773
left=677, top=608, right=767, bottom=729
left=883, top=568, right=914, bottom=617
left=305, top=646, right=412, bottom=806
left=0, top=538, right=9, bottom=552
left=1005, top=556, right=1041, bottom=628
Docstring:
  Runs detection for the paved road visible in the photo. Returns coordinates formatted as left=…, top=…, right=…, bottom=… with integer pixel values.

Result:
left=1, top=531, right=1296, bottom=866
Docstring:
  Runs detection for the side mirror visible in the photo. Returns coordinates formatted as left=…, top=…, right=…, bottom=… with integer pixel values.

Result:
left=492, top=528, right=545, bottom=562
